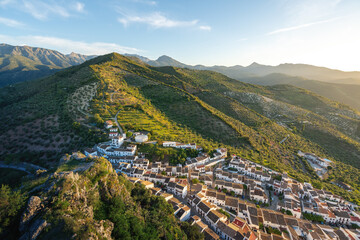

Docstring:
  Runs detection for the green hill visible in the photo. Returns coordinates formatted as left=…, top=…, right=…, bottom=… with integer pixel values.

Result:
left=237, top=73, right=360, bottom=111
left=0, top=43, right=95, bottom=87
left=0, top=155, right=198, bottom=239
left=0, top=53, right=359, bottom=204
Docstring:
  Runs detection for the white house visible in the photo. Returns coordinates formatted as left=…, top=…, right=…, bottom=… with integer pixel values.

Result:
left=135, top=134, right=149, bottom=143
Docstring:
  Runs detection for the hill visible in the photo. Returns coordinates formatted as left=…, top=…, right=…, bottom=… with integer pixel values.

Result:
left=141, top=55, right=360, bottom=111
left=0, top=155, right=197, bottom=239
left=238, top=73, right=360, bottom=111
left=145, top=55, right=360, bottom=85
left=0, top=43, right=95, bottom=87
left=0, top=53, right=359, bottom=204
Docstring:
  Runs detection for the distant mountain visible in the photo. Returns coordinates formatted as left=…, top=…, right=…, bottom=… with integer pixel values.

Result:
left=135, top=55, right=360, bottom=110
left=238, top=73, right=360, bottom=111
left=0, top=43, right=96, bottom=87
left=143, top=55, right=360, bottom=85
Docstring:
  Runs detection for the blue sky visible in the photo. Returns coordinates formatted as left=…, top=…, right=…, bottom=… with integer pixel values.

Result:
left=1, top=0, right=360, bottom=70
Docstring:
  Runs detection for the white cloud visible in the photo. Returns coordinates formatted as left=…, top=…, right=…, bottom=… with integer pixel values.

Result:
left=118, top=12, right=199, bottom=28
left=199, top=25, right=211, bottom=31
left=0, top=16, right=24, bottom=27
left=0, top=35, right=141, bottom=55
left=0, top=0, right=13, bottom=6
left=22, top=0, right=71, bottom=20
left=267, top=18, right=339, bottom=35
left=130, top=0, right=157, bottom=5
left=282, top=0, right=342, bottom=24
left=0, top=0, right=86, bottom=20
left=74, top=2, right=85, bottom=13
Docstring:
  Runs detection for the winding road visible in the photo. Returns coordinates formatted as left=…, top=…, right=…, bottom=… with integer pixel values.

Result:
left=112, top=109, right=124, bottom=134
left=0, top=161, right=47, bottom=175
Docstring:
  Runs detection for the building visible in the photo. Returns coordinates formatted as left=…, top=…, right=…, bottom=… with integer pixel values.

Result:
left=135, top=134, right=149, bottom=143
left=104, top=120, right=113, bottom=129
left=84, top=148, right=97, bottom=157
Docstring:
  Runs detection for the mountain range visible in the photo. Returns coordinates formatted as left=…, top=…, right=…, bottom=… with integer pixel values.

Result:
left=2, top=43, right=360, bottom=111
left=136, top=55, right=360, bottom=111
left=143, top=55, right=360, bottom=84
left=0, top=43, right=95, bottom=87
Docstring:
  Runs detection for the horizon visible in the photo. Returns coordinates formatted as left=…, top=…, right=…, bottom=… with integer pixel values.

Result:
left=1, top=0, right=360, bottom=71
left=3, top=42, right=359, bottom=72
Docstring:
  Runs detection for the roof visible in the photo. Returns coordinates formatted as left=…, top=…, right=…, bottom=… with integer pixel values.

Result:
left=207, top=210, right=225, bottom=223
left=175, top=208, right=186, bottom=219
left=206, top=190, right=217, bottom=198
left=217, top=192, right=226, bottom=201
left=194, top=221, right=208, bottom=232
left=198, top=201, right=211, bottom=214
left=225, top=197, right=238, bottom=208
left=203, top=227, right=220, bottom=240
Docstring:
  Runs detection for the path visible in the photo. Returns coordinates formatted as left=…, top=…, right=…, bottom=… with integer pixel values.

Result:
left=0, top=161, right=47, bottom=175
left=112, top=109, right=124, bottom=134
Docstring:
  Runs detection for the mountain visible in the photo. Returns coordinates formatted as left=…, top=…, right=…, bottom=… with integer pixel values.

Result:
left=144, top=55, right=360, bottom=85
left=137, top=55, right=360, bottom=110
left=0, top=53, right=359, bottom=206
left=238, top=73, right=360, bottom=111
left=0, top=43, right=96, bottom=87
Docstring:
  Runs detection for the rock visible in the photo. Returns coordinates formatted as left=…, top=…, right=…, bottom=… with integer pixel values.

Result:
left=88, top=220, right=114, bottom=240
left=19, top=196, right=42, bottom=232
left=19, top=219, right=49, bottom=240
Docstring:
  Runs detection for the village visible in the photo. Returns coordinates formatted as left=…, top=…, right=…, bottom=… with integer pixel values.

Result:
left=83, top=120, right=360, bottom=240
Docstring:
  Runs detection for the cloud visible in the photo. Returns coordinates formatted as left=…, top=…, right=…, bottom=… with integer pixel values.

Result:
left=118, top=12, right=199, bottom=29
left=74, top=2, right=85, bottom=13
left=22, top=0, right=71, bottom=20
left=0, top=0, right=13, bottom=6
left=0, top=17, right=24, bottom=27
left=0, top=35, right=141, bottom=55
left=199, top=25, right=211, bottom=31
left=130, top=0, right=157, bottom=5
left=267, top=18, right=339, bottom=35
left=237, top=38, right=247, bottom=42
left=0, top=0, right=86, bottom=20
left=118, top=11, right=211, bottom=31
left=282, top=0, right=342, bottom=24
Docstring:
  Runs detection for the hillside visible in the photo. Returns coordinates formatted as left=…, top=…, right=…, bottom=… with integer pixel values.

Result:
left=0, top=155, right=196, bottom=239
left=145, top=55, right=360, bottom=85
left=238, top=73, right=360, bottom=111
left=0, top=44, right=95, bottom=87
left=0, top=53, right=359, bottom=203
left=142, top=55, right=360, bottom=111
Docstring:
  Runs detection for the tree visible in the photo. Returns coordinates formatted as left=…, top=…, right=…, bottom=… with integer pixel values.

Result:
left=192, top=178, right=200, bottom=184
left=0, top=185, right=25, bottom=236
left=93, top=114, right=104, bottom=126
left=181, top=222, right=204, bottom=240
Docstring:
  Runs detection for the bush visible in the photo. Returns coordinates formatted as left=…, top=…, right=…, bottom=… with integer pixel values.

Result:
left=0, top=185, right=25, bottom=237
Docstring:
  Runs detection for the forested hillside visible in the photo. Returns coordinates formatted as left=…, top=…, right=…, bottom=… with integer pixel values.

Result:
left=0, top=53, right=359, bottom=204
left=0, top=44, right=95, bottom=87
left=0, top=155, right=198, bottom=239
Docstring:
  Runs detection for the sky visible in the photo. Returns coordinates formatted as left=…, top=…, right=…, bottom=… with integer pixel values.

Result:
left=1, top=0, right=360, bottom=71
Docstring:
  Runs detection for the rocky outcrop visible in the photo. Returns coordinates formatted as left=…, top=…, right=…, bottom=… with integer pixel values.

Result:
left=89, top=220, right=114, bottom=240
left=19, top=219, right=49, bottom=240
left=19, top=196, right=43, bottom=232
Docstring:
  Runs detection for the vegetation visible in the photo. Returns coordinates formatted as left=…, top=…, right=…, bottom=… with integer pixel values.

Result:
left=0, top=185, right=25, bottom=238
left=218, top=209, right=230, bottom=219
left=0, top=43, right=94, bottom=87
left=302, top=212, right=325, bottom=222
left=1, top=52, right=360, bottom=205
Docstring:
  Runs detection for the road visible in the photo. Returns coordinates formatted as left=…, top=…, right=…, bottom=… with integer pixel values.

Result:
left=112, top=109, right=124, bottom=134
left=0, top=161, right=47, bottom=175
